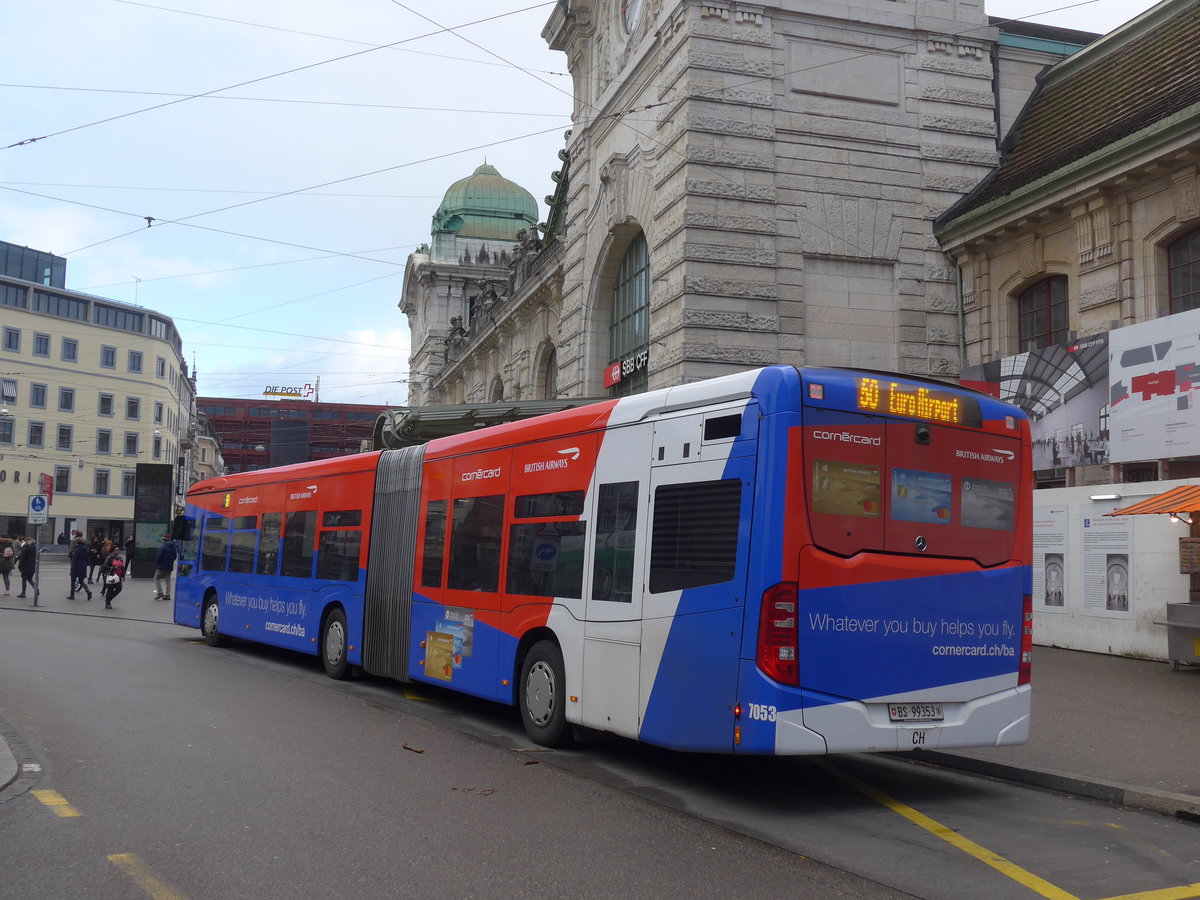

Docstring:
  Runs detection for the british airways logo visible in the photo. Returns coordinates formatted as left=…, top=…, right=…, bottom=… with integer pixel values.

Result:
left=956, top=449, right=1014, bottom=464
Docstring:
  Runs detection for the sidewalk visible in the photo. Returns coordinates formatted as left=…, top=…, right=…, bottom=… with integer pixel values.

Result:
left=2, top=563, right=1198, bottom=818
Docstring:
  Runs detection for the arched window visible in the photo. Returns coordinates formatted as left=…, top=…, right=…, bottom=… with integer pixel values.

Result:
left=489, top=377, right=504, bottom=402
left=1018, top=276, right=1068, bottom=351
left=610, top=232, right=649, bottom=396
left=1169, top=229, right=1200, bottom=314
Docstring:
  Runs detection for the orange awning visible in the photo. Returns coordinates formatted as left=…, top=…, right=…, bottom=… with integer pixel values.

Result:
left=1106, top=485, right=1200, bottom=516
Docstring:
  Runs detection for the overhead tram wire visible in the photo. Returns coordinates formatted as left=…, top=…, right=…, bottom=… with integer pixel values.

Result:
left=113, top=0, right=568, bottom=77
left=52, top=119, right=570, bottom=257
left=0, top=83, right=572, bottom=119
left=1, top=2, right=561, bottom=152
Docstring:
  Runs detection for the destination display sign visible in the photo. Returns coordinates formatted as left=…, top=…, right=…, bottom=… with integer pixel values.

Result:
left=856, top=377, right=982, bottom=428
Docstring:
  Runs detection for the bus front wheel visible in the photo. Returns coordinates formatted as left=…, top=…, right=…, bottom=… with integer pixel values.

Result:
left=201, top=597, right=231, bottom=648
left=520, top=640, right=571, bottom=747
left=322, top=608, right=350, bottom=680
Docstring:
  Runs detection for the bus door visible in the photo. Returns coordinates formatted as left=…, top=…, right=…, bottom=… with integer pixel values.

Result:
left=581, top=423, right=651, bottom=739
left=638, top=408, right=753, bottom=750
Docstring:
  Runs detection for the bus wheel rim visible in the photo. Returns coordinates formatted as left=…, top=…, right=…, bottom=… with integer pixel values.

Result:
left=526, top=660, right=555, bottom=726
left=204, top=602, right=218, bottom=634
left=326, top=621, right=345, bottom=665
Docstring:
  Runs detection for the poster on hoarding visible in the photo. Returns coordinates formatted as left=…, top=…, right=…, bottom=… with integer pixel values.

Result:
left=962, top=333, right=1109, bottom=471
left=1033, top=507, right=1069, bottom=614
left=1081, top=514, right=1134, bottom=618
left=1107, top=306, right=1200, bottom=463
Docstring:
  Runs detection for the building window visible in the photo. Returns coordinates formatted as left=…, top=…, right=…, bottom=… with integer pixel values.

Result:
left=0, top=378, right=15, bottom=404
left=2, top=327, right=18, bottom=352
left=124, top=432, right=139, bottom=456
left=30, top=383, right=46, bottom=408
left=153, top=435, right=162, bottom=460
left=62, top=337, right=78, bottom=361
left=128, top=350, right=143, bottom=373
left=154, top=401, right=163, bottom=425
left=59, top=387, right=75, bottom=412
left=27, top=422, right=44, bottom=448
left=33, top=333, right=50, bottom=357
left=126, top=397, right=140, bottom=419
left=542, top=348, right=558, bottom=400
left=100, top=345, right=116, bottom=368
left=122, top=471, right=136, bottom=497
left=95, top=470, right=110, bottom=496
left=99, top=393, right=114, bottom=416
left=1169, top=228, right=1200, bottom=314
left=57, top=424, right=73, bottom=451
left=1018, top=276, right=1068, bottom=352
left=609, top=232, right=650, bottom=396
left=55, top=466, right=70, bottom=494
left=0, top=419, right=12, bottom=445
left=97, top=429, right=112, bottom=454
left=156, top=357, right=166, bottom=378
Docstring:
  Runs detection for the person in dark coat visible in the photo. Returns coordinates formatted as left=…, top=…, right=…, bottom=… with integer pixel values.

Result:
left=124, top=534, right=135, bottom=577
left=16, top=536, right=37, bottom=598
left=88, top=535, right=103, bottom=582
left=68, top=537, right=93, bottom=601
left=153, top=534, right=178, bottom=602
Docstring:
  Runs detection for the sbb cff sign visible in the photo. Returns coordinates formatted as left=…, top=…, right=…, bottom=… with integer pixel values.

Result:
left=603, top=349, right=649, bottom=388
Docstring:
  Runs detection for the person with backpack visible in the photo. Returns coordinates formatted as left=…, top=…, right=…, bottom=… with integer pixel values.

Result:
left=101, top=550, right=125, bottom=609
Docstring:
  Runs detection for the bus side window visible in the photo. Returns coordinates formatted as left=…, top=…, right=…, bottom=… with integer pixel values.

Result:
left=421, top=500, right=447, bottom=588
left=256, top=513, right=281, bottom=576
left=201, top=516, right=230, bottom=572
left=229, top=515, right=257, bottom=574
left=447, top=495, right=504, bottom=592
left=507, top=490, right=587, bottom=599
left=316, top=509, right=362, bottom=581
left=649, top=479, right=741, bottom=593
left=281, top=511, right=318, bottom=578
left=592, top=481, right=639, bottom=603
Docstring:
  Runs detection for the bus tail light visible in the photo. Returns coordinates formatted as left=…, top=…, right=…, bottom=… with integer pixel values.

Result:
left=758, top=582, right=799, bottom=685
left=1018, top=594, right=1033, bottom=685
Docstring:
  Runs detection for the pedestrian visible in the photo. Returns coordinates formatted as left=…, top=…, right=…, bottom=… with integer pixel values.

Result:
left=68, top=537, right=93, bottom=601
left=88, top=535, right=103, bottom=582
left=101, top=550, right=125, bottom=609
left=125, top=533, right=135, bottom=577
left=0, top=533, right=14, bottom=595
left=153, top=533, right=178, bottom=602
left=16, top=536, right=37, bottom=598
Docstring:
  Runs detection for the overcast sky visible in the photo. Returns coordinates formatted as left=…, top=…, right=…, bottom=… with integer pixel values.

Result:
left=1, top=0, right=1160, bottom=407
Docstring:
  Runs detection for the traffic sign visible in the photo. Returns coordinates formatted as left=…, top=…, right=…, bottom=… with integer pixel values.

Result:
left=28, top=494, right=48, bottom=525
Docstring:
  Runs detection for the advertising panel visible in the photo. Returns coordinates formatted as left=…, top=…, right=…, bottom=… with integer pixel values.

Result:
left=1107, top=306, right=1200, bottom=462
left=961, top=333, right=1109, bottom=470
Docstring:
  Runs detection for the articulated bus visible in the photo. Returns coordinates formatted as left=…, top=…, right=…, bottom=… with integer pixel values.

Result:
left=174, top=365, right=1033, bottom=754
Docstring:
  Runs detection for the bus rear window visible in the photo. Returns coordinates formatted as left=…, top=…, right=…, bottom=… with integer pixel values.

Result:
left=891, top=469, right=952, bottom=525
left=812, top=460, right=881, bottom=518
left=962, top=478, right=1015, bottom=530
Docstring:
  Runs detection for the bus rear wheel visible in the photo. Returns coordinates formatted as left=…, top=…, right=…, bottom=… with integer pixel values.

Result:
left=322, top=608, right=350, bottom=680
left=201, top=597, right=231, bottom=647
left=520, top=640, right=571, bottom=747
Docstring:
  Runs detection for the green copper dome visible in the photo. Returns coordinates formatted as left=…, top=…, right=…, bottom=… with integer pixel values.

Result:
left=431, top=163, right=539, bottom=241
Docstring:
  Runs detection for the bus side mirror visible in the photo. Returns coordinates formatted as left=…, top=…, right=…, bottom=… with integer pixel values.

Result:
left=171, top=515, right=195, bottom=541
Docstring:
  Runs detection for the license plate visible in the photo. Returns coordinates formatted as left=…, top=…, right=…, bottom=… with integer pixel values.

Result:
left=888, top=702, right=943, bottom=722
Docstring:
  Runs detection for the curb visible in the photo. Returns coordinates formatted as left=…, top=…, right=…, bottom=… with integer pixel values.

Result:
left=910, top=749, right=1200, bottom=822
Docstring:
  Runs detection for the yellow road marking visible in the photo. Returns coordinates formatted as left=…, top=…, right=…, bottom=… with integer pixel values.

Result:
left=813, top=760, right=1079, bottom=900
left=403, top=689, right=432, bottom=701
left=1100, top=885, right=1200, bottom=900
left=31, top=789, right=82, bottom=818
left=108, top=853, right=188, bottom=900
